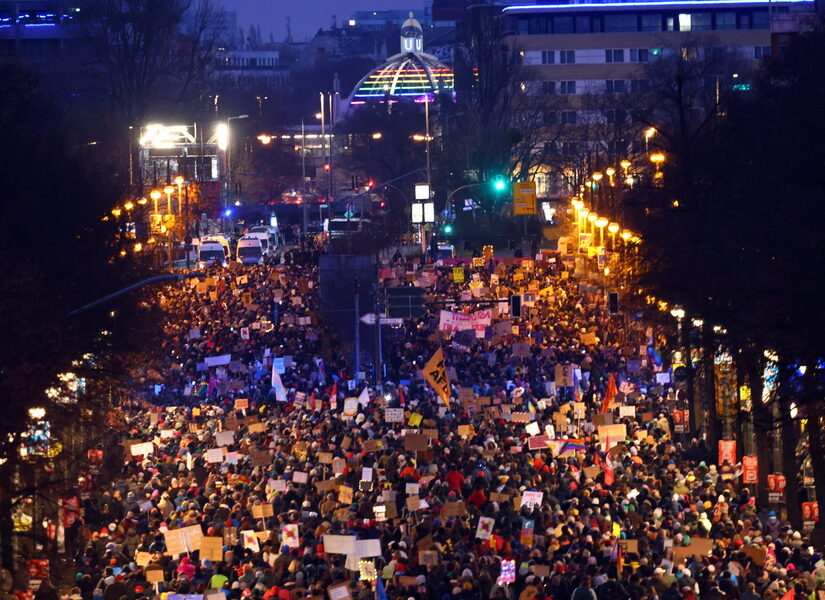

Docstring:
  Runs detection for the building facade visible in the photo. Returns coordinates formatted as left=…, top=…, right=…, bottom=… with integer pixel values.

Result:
left=499, top=0, right=816, bottom=197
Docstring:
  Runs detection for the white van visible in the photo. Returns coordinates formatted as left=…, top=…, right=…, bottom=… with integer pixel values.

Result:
left=246, top=226, right=280, bottom=258
left=236, top=236, right=264, bottom=266
left=201, top=234, right=231, bottom=258
left=198, top=241, right=227, bottom=268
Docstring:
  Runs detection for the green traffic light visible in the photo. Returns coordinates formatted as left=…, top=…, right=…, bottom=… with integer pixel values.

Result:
left=493, top=177, right=507, bottom=192
left=443, top=224, right=454, bottom=234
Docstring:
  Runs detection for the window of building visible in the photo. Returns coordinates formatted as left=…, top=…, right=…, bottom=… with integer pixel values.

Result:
left=575, top=16, right=590, bottom=33
left=528, top=16, right=549, bottom=34
left=542, top=81, right=556, bottom=94
left=559, top=50, right=575, bottom=64
left=554, top=16, right=574, bottom=33
left=692, top=13, right=712, bottom=30
left=678, top=13, right=692, bottom=31
left=606, top=80, right=626, bottom=94
left=561, top=110, right=577, bottom=125
left=630, top=48, right=650, bottom=62
left=641, top=13, right=662, bottom=31
left=752, top=10, right=769, bottom=29
left=541, top=51, right=555, bottom=65
left=591, top=17, right=603, bottom=32
left=605, top=49, right=624, bottom=63
left=716, top=12, right=736, bottom=30
left=605, top=14, right=638, bottom=32
left=630, top=78, right=650, bottom=93
left=560, top=80, right=577, bottom=94
left=738, top=13, right=751, bottom=29
left=754, top=45, right=771, bottom=59
left=606, top=109, right=627, bottom=124
left=665, top=16, right=676, bottom=31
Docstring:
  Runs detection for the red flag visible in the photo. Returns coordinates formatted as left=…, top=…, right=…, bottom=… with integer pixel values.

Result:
left=780, top=589, right=795, bottom=600
left=309, top=392, right=317, bottom=411
left=604, top=463, right=615, bottom=486
left=600, top=373, right=617, bottom=413
left=399, top=387, right=406, bottom=407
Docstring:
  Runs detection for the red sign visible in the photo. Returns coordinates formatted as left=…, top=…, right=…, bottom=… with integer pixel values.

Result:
left=742, top=456, right=758, bottom=485
left=673, top=410, right=690, bottom=434
left=802, top=502, right=819, bottom=522
left=718, top=440, right=737, bottom=466
left=767, top=473, right=786, bottom=503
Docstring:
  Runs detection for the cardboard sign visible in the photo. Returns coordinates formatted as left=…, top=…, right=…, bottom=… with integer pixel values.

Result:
left=420, top=550, right=439, bottom=566
left=618, top=539, right=639, bottom=555
left=362, top=439, right=384, bottom=453
left=404, top=433, right=428, bottom=451
left=520, top=491, right=544, bottom=509
left=338, top=485, right=354, bottom=504
left=443, top=501, right=467, bottom=517
left=252, top=504, right=274, bottom=519
left=248, top=422, right=266, bottom=434
left=385, top=408, right=404, bottom=423
left=200, top=537, right=224, bottom=562
left=146, top=569, right=165, bottom=583
left=164, top=524, right=203, bottom=555
left=327, top=582, right=352, bottom=600
left=251, top=450, right=270, bottom=467
left=416, top=534, right=434, bottom=551
left=423, top=348, right=451, bottom=403
left=323, top=535, right=356, bottom=555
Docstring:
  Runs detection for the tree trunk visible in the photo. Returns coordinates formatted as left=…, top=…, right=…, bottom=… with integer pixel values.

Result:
left=0, top=494, right=14, bottom=574
left=778, top=359, right=800, bottom=526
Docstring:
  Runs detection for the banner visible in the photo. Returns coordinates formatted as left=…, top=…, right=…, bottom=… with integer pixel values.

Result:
left=767, top=474, right=786, bottom=503
left=438, top=310, right=492, bottom=335
left=742, top=455, right=758, bottom=484
left=718, top=440, right=737, bottom=466
left=673, top=409, right=690, bottom=434
left=423, top=348, right=451, bottom=403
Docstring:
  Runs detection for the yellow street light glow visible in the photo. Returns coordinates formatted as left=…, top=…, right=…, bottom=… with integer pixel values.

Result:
left=605, top=167, right=615, bottom=177
left=620, top=160, right=631, bottom=170
left=119, top=249, right=127, bottom=257
left=371, top=132, right=383, bottom=140
left=587, top=213, right=598, bottom=223
left=604, top=267, right=610, bottom=275
left=215, top=122, right=229, bottom=151
left=124, top=201, right=134, bottom=210
left=578, top=208, right=589, bottom=218
left=650, top=153, right=666, bottom=164
left=137, top=197, right=148, bottom=205
left=150, top=190, right=162, bottom=201
left=631, top=236, right=641, bottom=244
left=314, top=112, right=323, bottom=119
left=625, top=176, right=636, bottom=186
left=592, top=172, right=603, bottom=181
left=595, top=217, right=609, bottom=228
left=163, top=185, right=175, bottom=195
left=174, top=175, right=185, bottom=185
left=670, top=307, right=686, bottom=319
left=645, top=127, right=656, bottom=140
left=692, top=318, right=704, bottom=327
left=111, top=208, right=122, bottom=217
left=620, top=230, right=632, bottom=241
left=28, top=407, right=46, bottom=420
left=257, top=134, right=272, bottom=144
left=134, top=243, right=143, bottom=252
left=608, top=222, right=620, bottom=234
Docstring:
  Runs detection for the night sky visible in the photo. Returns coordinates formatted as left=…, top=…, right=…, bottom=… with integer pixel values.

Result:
left=231, top=0, right=427, bottom=43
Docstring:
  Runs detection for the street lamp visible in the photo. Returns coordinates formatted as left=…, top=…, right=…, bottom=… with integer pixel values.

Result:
left=650, top=152, right=665, bottom=184
left=608, top=222, right=619, bottom=249
left=163, top=185, right=175, bottom=215
left=595, top=216, right=608, bottom=246
left=605, top=167, right=615, bottom=186
left=150, top=189, right=162, bottom=215
left=644, top=127, right=656, bottom=153
left=620, top=230, right=632, bottom=242
left=587, top=212, right=597, bottom=235
left=371, top=132, right=382, bottom=140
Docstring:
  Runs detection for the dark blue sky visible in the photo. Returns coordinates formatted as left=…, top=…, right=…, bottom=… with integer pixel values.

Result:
left=230, top=0, right=426, bottom=43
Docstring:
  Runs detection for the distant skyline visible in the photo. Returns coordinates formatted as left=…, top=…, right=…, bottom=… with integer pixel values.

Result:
left=227, top=0, right=427, bottom=43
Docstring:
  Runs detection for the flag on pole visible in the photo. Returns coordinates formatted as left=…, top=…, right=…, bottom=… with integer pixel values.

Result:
left=375, top=575, right=388, bottom=600
left=271, top=362, right=288, bottom=403
left=398, top=387, right=406, bottom=407
left=600, top=373, right=617, bottom=413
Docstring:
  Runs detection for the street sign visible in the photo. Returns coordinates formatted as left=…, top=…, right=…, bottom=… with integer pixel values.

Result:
left=360, top=313, right=378, bottom=325
left=513, top=181, right=537, bottom=215
left=385, top=287, right=427, bottom=319
left=360, top=314, right=403, bottom=325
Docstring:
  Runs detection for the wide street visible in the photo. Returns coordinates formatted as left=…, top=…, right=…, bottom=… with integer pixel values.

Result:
left=2, top=1, right=825, bottom=600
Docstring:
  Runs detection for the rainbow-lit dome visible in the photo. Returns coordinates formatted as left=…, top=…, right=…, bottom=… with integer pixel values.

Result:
left=350, top=14, right=454, bottom=102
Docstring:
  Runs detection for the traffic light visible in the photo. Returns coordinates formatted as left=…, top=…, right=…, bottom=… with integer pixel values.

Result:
left=492, top=176, right=507, bottom=192
left=510, top=294, right=522, bottom=318
left=323, top=164, right=330, bottom=172
left=442, top=223, right=454, bottom=235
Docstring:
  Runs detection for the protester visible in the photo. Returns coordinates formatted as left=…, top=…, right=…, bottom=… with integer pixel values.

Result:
left=67, top=249, right=823, bottom=600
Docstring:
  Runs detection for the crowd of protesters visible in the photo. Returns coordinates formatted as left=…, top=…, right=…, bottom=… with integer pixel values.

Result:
left=47, top=245, right=823, bottom=600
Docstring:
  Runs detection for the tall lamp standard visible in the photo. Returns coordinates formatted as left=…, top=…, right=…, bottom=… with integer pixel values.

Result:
left=217, top=114, right=249, bottom=226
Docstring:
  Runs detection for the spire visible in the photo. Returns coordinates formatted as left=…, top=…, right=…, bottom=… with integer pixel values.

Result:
left=400, top=13, right=423, bottom=53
